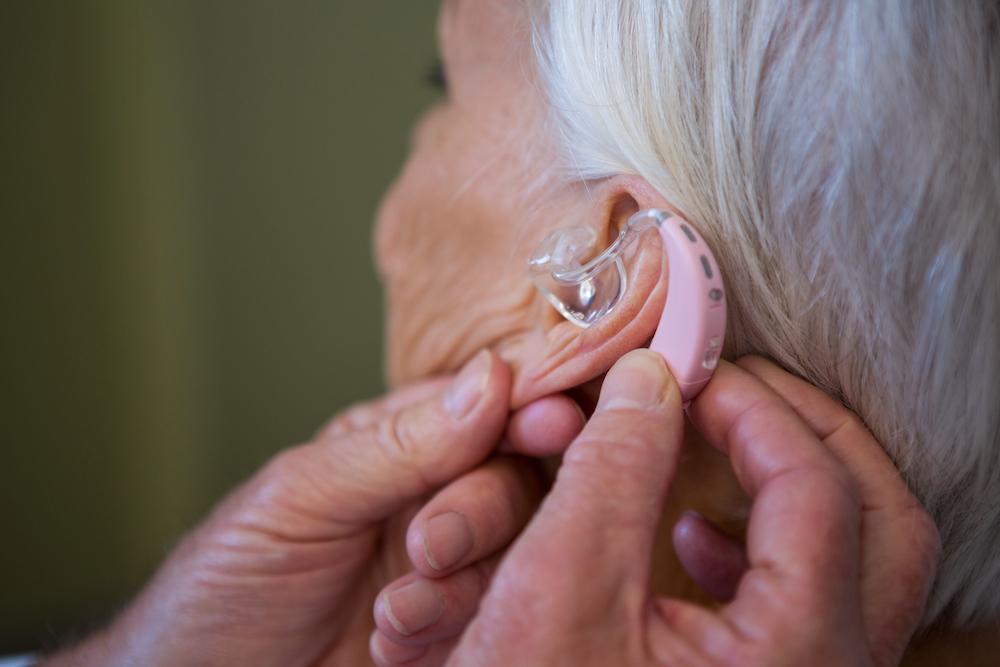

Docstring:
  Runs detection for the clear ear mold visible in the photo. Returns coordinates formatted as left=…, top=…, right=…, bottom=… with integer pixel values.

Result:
left=529, top=209, right=664, bottom=327
left=529, top=209, right=727, bottom=401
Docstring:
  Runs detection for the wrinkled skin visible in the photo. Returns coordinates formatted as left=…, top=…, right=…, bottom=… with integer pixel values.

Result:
left=37, top=1, right=988, bottom=666
left=375, top=0, right=553, bottom=388
left=373, top=2, right=997, bottom=666
left=374, top=1, right=672, bottom=403
left=41, top=4, right=647, bottom=665
left=370, top=1, right=737, bottom=654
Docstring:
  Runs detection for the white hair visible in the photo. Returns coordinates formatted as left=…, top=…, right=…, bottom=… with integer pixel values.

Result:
left=528, top=0, right=1000, bottom=626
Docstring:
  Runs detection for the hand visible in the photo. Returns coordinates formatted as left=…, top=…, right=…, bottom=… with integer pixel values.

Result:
left=369, top=351, right=940, bottom=667
left=42, top=350, right=585, bottom=667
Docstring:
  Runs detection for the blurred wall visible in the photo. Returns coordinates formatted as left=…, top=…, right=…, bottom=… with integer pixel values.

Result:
left=0, top=1, right=439, bottom=652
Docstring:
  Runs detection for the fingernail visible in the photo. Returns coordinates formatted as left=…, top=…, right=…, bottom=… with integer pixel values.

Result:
left=443, top=351, right=490, bottom=420
left=597, top=349, right=671, bottom=412
left=383, top=580, right=444, bottom=636
left=423, top=511, right=474, bottom=571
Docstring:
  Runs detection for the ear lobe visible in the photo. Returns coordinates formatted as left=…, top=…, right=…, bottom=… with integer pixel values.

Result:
left=503, top=176, right=673, bottom=409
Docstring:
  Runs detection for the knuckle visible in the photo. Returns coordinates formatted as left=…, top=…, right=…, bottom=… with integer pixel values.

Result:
left=728, top=395, right=787, bottom=443
left=770, top=462, right=860, bottom=517
left=333, top=406, right=369, bottom=433
left=825, top=411, right=870, bottom=444
left=572, top=409, right=677, bottom=470
left=370, top=410, right=437, bottom=493
left=725, top=396, right=791, bottom=476
left=258, top=446, right=310, bottom=493
left=253, top=445, right=326, bottom=508
left=565, top=430, right=657, bottom=479
left=317, top=397, right=381, bottom=439
left=374, top=410, right=419, bottom=463
left=320, top=416, right=351, bottom=438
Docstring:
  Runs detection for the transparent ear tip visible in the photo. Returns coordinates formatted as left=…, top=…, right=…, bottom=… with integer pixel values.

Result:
left=529, top=226, right=596, bottom=273
left=529, top=211, right=668, bottom=328
left=530, top=261, right=625, bottom=328
left=528, top=225, right=627, bottom=328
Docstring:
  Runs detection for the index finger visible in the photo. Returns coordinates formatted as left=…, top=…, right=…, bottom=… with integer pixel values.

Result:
left=317, top=377, right=452, bottom=439
left=734, top=356, right=928, bottom=517
left=735, top=356, right=938, bottom=664
left=687, top=361, right=863, bottom=630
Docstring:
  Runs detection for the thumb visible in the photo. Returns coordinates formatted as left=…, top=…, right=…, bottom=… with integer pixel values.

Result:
left=260, top=350, right=512, bottom=532
left=529, top=350, right=685, bottom=584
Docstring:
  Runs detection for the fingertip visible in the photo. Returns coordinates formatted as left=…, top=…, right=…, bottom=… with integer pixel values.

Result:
left=405, top=521, right=432, bottom=575
left=671, top=510, right=702, bottom=544
left=505, top=394, right=586, bottom=456
left=672, top=511, right=748, bottom=602
left=374, top=565, right=496, bottom=652
left=597, top=349, right=680, bottom=414
left=369, top=628, right=428, bottom=666
left=406, top=511, right=475, bottom=577
left=443, top=349, right=511, bottom=423
left=685, top=360, right=756, bottom=443
left=406, top=458, right=542, bottom=577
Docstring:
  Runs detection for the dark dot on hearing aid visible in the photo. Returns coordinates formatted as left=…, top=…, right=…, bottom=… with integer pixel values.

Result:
left=680, top=224, right=697, bottom=243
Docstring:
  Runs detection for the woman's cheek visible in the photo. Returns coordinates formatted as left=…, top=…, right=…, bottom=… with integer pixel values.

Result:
left=373, top=105, right=453, bottom=281
left=372, top=179, right=405, bottom=282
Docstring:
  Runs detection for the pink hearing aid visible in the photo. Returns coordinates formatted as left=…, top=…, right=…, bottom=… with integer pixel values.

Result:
left=529, top=208, right=726, bottom=401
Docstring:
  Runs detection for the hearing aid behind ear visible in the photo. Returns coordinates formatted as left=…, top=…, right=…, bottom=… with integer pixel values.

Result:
left=529, top=209, right=726, bottom=401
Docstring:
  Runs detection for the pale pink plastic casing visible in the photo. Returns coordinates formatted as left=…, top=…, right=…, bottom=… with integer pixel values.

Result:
left=648, top=216, right=727, bottom=401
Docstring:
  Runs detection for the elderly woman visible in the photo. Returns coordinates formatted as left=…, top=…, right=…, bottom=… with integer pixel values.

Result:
left=43, top=1, right=998, bottom=666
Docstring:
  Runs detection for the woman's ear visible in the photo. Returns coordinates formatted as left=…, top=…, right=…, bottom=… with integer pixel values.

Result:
left=502, top=176, right=674, bottom=408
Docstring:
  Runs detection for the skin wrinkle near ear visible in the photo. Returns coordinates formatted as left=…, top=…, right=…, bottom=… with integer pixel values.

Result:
left=530, top=329, right=583, bottom=380
left=409, top=274, right=536, bottom=379
left=380, top=6, right=554, bottom=376
left=442, top=117, right=520, bottom=211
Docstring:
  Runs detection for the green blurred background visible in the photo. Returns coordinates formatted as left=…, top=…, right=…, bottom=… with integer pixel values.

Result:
left=0, top=1, right=439, bottom=653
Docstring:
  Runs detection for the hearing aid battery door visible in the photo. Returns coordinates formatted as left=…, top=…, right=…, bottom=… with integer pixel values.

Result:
left=648, top=215, right=727, bottom=401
